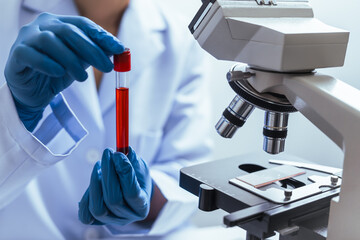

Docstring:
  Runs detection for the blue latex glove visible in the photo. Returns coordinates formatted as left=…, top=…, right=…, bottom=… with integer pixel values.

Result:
left=78, top=147, right=153, bottom=225
left=4, top=13, right=124, bottom=131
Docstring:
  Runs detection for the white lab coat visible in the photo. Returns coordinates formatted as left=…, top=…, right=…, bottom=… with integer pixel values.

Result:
left=0, top=0, right=212, bottom=238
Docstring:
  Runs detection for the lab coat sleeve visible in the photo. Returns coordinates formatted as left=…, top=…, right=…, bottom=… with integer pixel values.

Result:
left=149, top=43, right=213, bottom=234
left=0, top=83, right=87, bottom=209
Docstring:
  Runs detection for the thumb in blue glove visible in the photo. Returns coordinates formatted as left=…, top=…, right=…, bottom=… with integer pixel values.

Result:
left=78, top=147, right=153, bottom=225
left=5, top=13, right=124, bottom=131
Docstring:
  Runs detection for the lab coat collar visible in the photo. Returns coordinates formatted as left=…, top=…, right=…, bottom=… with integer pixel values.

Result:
left=22, top=0, right=63, bottom=13
left=98, top=0, right=167, bottom=115
left=22, top=0, right=167, bottom=32
left=22, top=0, right=79, bottom=17
left=117, top=0, right=167, bottom=72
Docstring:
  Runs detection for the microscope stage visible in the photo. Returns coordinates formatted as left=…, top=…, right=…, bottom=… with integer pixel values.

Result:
left=180, top=153, right=340, bottom=239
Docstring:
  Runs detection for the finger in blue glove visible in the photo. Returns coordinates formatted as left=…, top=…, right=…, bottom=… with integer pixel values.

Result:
left=5, top=13, right=124, bottom=131
left=78, top=147, right=153, bottom=226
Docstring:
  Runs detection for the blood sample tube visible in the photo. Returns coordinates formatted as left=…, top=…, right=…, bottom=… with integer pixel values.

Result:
left=114, top=48, right=131, bottom=154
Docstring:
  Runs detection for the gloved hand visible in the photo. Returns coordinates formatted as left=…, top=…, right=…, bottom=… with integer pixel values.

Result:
left=78, top=147, right=153, bottom=225
left=5, top=13, right=124, bottom=131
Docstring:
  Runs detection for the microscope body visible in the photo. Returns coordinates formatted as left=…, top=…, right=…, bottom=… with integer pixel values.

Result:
left=188, top=0, right=360, bottom=239
left=246, top=67, right=360, bottom=240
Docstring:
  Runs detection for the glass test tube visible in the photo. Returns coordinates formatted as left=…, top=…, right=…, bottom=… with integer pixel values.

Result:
left=114, top=48, right=131, bottom=154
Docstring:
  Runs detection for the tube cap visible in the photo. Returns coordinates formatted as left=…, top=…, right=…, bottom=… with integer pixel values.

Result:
left=114, top=48, right=131, bottom=72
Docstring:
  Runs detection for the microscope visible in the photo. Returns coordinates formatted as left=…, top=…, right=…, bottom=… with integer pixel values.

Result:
left=180, top=0, right=360, bottom=239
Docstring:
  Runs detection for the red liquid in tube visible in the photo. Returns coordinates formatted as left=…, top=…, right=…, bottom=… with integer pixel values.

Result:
left=114, top=49, right=131, bottom=154
left=116, top=87, right=129, bottom=154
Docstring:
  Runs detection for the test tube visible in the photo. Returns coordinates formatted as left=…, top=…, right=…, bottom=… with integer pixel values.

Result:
left=114, top=48, right=131, bottom=154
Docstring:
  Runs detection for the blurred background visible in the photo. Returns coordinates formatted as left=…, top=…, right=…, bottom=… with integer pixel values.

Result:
left=162, top=0, right=360, bottom=230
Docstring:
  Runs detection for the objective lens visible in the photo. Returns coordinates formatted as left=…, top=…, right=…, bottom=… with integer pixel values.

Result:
left=263, top=111, right=289, bottom=154
left=216, top=95, right=255, bottom=138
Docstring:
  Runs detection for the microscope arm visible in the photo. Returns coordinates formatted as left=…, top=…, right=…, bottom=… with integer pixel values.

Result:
left=249, top=72, right=360, bottom=240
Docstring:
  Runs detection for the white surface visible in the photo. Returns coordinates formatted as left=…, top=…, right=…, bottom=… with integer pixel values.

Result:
left=157, top=226, right=248, bottom=240
left=104, top=225, right=252, bottom=240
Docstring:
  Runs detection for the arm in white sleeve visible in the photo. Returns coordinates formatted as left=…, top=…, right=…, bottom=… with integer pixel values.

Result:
left=0, top=83, right=87, bottom=209
left=148, top=44, right=213, bottom=234
left=152, top=40, right=213, bottom=177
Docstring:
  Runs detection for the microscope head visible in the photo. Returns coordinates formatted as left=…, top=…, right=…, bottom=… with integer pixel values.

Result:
left=190, top=0, right=349, bottom=154
left=190, top=0, right=349, bottom=72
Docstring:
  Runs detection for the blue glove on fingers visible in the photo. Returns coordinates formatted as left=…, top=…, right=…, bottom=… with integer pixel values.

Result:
left=78, top=147, right=153, bottom=225
left=57, top=16, right=124, bottom=57
left=116, top=147, right=153, bottom=208
left=5, top=13, right=124, bottom=131
left=78, top=188, right=102, bottom=225
left=111, top=148, right=151, bottom=217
